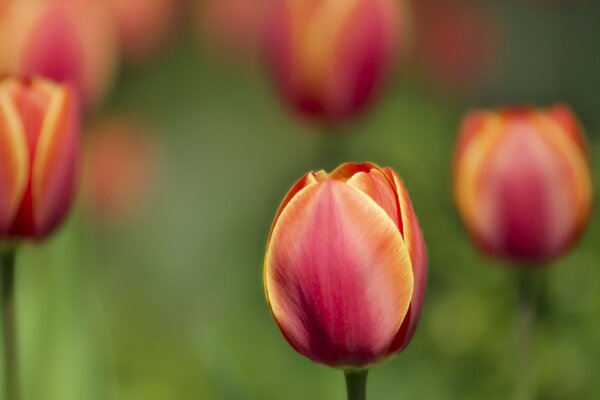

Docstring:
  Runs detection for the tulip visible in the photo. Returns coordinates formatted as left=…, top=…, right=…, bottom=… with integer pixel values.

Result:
left=263, top=0, right=406, bottom=122
left=197, top=0, right=266, bottom=61
left=411, top=0, right=502, bottom=94
left=0, top=0, right=119, bottom=110
left=264, top=163, right=426, bottom=397
left=453, top=105, right=593, bottom=263
left=83, top=116, right=163, bottom=223
left=107, top=0, right=181, bottom=63
left=0, top=76, right=80, bottom=240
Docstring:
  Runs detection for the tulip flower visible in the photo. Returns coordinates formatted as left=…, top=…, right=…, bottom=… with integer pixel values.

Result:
left=263, top=0, right=406, bottom=123
left=0, top=75, right=80, bottom=400
left=454, top=105, right=593, bottom=263
left=0, top=76, right=80, bottom=240
left=107, top=0, right=181, bottom=63
left=0, top=0, right=119, bottom=110
left=454, top=105, right=593, bottom=400
left=83, top=116, right=163, bottom=223
left=264, top=163, right=426, bottom=398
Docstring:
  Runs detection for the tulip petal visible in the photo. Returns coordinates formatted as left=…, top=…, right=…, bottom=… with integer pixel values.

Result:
left=384, top=168, right=428, bottom=353
left=265, top=180, right=413, bottom=368
left=346, top=168, right=400, bottom=228
left=31, top=84, right=79, bottom=237
left=0, top=83, right=29, bottom=234
left=546, top=105, right=588, bottom=157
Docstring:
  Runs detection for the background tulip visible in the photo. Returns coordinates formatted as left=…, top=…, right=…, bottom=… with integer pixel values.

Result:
left=263, top=0, right=406, bottom=122
left=0, top=0, right=119, bottom=110
left=453, top=105, right=593, bottom=263
left=0, top=76, right=80, bottom=240
left=264, top=163, right=427, bottom=396
left=107, top=0, right=181, bottom=63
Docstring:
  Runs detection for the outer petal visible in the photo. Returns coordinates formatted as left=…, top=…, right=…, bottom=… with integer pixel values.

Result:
left=0, top=81, right=29, bottom=234
left=383, top=168, right=427, bottom=353
left=265, top=180, right=413, bottom=368
left=346, top=168, right=400, bottom=228
left=546, top=104, right=589, bottom=157
left=31, top=84, right=80, bottom=238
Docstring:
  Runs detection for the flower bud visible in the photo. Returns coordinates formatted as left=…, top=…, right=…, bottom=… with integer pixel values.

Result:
left=0, top=0, right=119, bottom=110
left=453, top=106, right=593, bottom=263
left=263, top=0, right=405, bottom=122
left=0, top=76, right=80, bottom=240
left=264, top=163, right=427, bottom=369
left=107, top=0, right=181, bottom=63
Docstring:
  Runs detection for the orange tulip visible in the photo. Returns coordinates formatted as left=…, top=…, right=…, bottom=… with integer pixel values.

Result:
left=0, top=0, right=119, bottom=109
left=454, top=105, right=593, bottom=263
left=107, top=0, right=181, bottom=63
left=264, top=163, right=427, bottom=369
left=83, top=116, right=163, bottom=223
left=0, top=76, right=80, bottom=239
left=263, top=0, right=406, bottom=122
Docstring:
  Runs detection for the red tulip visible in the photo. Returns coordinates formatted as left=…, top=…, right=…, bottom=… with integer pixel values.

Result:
left=263, top=0, right=406, bottom=122
left=454, top=105, right=593, bottom=263
left=264, top=163, right=427, bottom=368
left=107, top=0, right=181, bottom=63
left=197, top=0, right=266, bottom=61
left=0, top=76, right=80, bottom=240
left=411, top=0, right=502, bottom=93
left=83, top=116, right=163, bottom=223
left=0, top=0, right=119, bottom=109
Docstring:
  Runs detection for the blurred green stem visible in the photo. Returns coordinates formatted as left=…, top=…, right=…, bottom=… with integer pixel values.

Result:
left=516, top=271, right=534, bottom=400
left=345, top=370, right=368, bottom=400
left=316, top=126, right=345, bottom=170
left=1, top=249, right=18, bottom=400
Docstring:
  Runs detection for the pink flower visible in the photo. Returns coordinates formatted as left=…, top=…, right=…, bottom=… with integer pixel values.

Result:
left=454, top=105, right=593, bottom=263
left=0, top=76, right=80, bottom=240
left=263, top=0, right=406, bottom=123
left=264, top=163, right=427, bottom=369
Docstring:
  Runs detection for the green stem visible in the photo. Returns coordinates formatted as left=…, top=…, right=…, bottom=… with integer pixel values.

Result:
left=316, top=126, right=345, bottom=170
left=516, top=271, right=535, bottom=400
left=344, top=370, right=368, bottom=400
left=1, top=250, right=18, bottom=400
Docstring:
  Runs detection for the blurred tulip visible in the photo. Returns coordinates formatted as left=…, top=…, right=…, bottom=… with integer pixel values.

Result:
left=83, top=116, right=163, bottom=223
left=454, top=105, right=593, bottom=263
left=411, top=0, right=502, bottom=94
left=265, top=162, right=427, bottom=369
left=263, top=0, right=406, bottom=123
left=107, top=0, right=181, bottom=63
left=0, top=0, right=119, bottom=110
left=0, top=76, right=80, bottom=240
left=197, top=0, right=266, bottom=61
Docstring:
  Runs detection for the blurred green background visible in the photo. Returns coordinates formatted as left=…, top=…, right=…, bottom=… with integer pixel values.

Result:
left=6, top=0, right=600, bottom=399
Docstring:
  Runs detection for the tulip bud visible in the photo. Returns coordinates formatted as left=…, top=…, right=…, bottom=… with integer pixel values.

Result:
left=107, top=0, right=181, bottom=63
left=0, top=0, right=119, bottom=110
left=0, top=76, right=80, bottom=240
left=263, top=0, right=405, bottom=122
left=453, top=106, right=593, bottom=263
left=264, top=163, right=427, bottom=368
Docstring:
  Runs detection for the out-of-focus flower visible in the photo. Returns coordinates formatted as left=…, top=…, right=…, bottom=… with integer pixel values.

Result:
left=0, top=0, right=119, bottom=110
left=107, top=0, right=181, bottom=63
left=196, top=0, right=266, bottom=61
left=0, top=76, right=80, bottom=240
left=411, top=0, right=502, bottom=94
left=263, top=0, right=406, bottom=123
left=454, top=105, right=593, bottom=263
left=83, top=116, right=163, bottom=224
left=264, top=162, right=427, bottom=369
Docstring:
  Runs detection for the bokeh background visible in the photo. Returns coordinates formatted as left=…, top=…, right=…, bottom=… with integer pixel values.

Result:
left=2, top=0, right=600, bottom=399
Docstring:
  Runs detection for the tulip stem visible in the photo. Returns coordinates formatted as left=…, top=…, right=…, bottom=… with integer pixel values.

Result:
left=1, top=250, right=19, bottom=400
left=516, top=271, right=535, bottom=400
left=345, top=370, right=368, bottom=400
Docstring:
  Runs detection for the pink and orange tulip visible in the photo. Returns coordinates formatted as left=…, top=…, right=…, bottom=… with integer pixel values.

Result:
left=454, top=105, right=593, bottom=263
left=0, top=0, right=119, bottom=109
left=264, top=162, right=427, bottom=369
left=107, top=0, right=181, bottom=63
left=0, top=76, right=80, bottom=240
left=263, top=0, right=405, bottom=123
